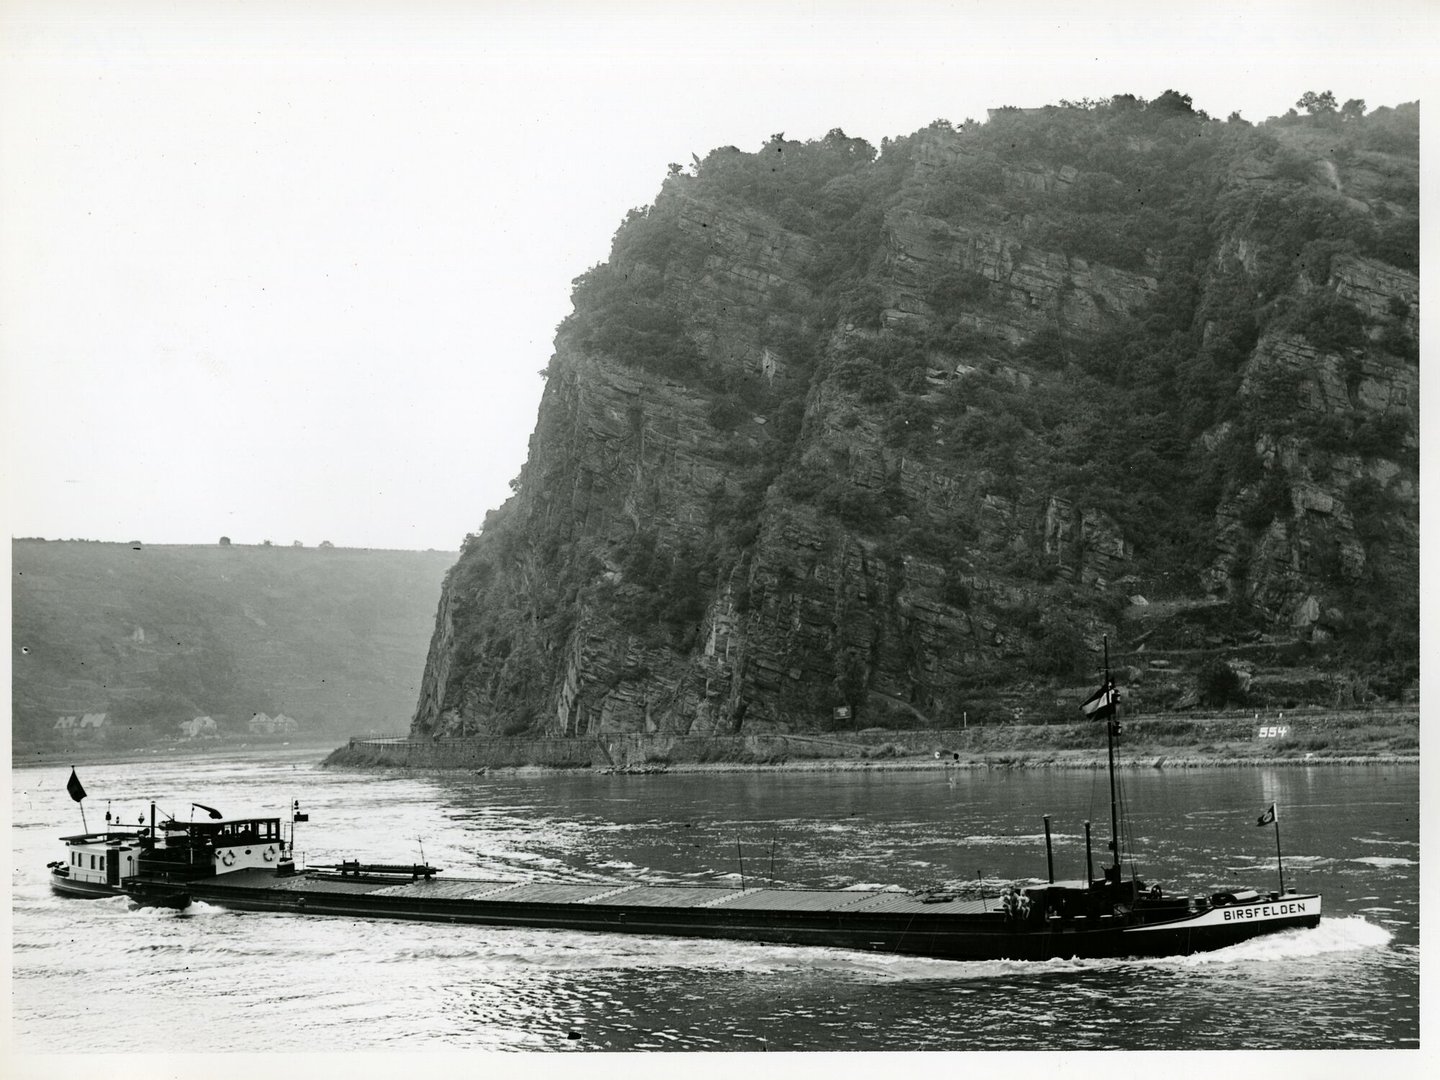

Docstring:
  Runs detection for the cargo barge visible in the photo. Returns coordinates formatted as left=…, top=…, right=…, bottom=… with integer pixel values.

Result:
left=55, top=654, right=1323, bottom=961
left=121, top=856, right=1321, bottom=961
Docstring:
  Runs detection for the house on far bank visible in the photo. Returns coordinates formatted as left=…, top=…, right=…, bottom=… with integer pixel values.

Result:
left=55, top=712, right=108, bottom=740
left=179, top=715, right=219, bottom=739
left=249, top=711, right=300, bottom=736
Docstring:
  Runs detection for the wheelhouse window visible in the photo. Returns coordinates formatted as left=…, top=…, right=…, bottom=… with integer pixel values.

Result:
left=207, top=819, right=280, bottom=844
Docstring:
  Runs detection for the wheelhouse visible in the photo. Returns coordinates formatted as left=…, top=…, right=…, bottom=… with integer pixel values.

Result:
left=139, top=817, right=287, bottom=881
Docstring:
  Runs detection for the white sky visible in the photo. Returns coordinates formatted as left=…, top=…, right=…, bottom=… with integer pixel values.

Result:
left=1, top=0, right=1433, bottom=551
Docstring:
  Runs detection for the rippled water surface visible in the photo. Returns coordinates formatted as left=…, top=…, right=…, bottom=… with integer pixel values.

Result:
left=11, top=753, right=1418, bottom=1053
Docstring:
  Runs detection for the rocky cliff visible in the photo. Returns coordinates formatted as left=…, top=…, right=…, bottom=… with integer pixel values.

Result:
left=414, top=96, right=1418, bottom=737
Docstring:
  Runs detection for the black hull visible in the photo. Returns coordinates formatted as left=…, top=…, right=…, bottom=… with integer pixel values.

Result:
left=123, top=878, right=194, bottom=910
left=49, top=872, right=124, bottom=900
left=161, top=870, right=1321, bottom=962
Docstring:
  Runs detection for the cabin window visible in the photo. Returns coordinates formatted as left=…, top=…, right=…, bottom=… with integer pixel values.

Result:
left=90, top=855, right=96, bottom=869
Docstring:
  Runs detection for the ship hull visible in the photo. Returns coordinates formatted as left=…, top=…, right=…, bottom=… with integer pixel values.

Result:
left=148, top=868, right=1320, bottom=962
left=49, top=871, right=124, bottom=900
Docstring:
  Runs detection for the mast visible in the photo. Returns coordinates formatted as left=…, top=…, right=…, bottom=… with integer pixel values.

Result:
left=1079, top=642, right=1122, bottom=887
left=1100, top=637, right=1122, bottom=884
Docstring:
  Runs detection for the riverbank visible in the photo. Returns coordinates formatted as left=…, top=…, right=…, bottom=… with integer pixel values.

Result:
left=321, top=708, right=1419, bottom=774
left=585, top=750, right=1420, bottom=774
left=18, top=710, right=1417, bottom=774
left=325, top=747, right=1420, bottom=775
left=11, top=738, right=344, bottom=771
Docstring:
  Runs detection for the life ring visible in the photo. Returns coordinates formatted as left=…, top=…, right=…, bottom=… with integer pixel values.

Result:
left=220, top=850, right=236, bottom=866
left=262, top=847, right=276, bottom=862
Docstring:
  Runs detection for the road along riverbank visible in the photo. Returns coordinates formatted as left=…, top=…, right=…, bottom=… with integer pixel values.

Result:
left=321, top=708, right=1417, bottom=773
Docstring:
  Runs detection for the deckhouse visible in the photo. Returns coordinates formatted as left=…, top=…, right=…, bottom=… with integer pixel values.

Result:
left=49, top=826, right=152, bottom=898
left=51, top=813, right=290, bottom=898
left=138, top=816, right=288, bottom=882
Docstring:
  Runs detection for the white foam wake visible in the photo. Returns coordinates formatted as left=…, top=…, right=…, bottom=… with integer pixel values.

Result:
left=1168, top=915, right=1391, bottom=965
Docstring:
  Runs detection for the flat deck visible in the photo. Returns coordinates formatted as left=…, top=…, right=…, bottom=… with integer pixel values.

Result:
left=197, top=868, right=992, bottom=916
left=140, top=867, right=1322, bottom=962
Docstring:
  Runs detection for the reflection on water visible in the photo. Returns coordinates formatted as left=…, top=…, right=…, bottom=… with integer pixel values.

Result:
left=11, top=753, right=1419, bottom=1052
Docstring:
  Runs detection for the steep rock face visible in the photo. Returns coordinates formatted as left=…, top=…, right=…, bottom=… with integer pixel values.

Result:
left=414, top=101, right=1418, bottom=736
left=1208, top=324, right=1418, bottom=634
left=882, top=206, right=1160, bottom=341
left=1331, top=253, right=1419, bottom=329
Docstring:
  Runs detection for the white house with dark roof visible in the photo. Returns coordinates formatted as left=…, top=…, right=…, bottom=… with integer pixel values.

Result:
left=249, top=711, right=299, bottom=735
left=179, top=715, right=218, bottom=738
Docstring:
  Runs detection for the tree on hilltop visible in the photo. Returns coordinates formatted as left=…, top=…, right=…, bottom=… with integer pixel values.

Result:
left=1297, top=90, right=1338, bottom=116
left=1150, top=89, right=1195, bottom=115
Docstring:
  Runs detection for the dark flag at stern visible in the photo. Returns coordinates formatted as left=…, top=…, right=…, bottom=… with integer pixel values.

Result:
left=1080, top=681, right=1118, bottom=720
left=1257, top=803, right=1277, bottom=827
left=66, top=768, right=87, bottom=803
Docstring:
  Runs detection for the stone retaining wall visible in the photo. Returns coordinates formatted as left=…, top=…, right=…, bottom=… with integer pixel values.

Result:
left=339, top=708, right=1416, bottom=771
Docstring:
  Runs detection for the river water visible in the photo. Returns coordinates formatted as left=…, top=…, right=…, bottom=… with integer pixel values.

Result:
left=10, top=752, right=1419, bottom=1058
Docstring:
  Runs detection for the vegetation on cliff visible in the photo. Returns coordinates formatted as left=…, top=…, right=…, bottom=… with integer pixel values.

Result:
left=416, top=93, right=1418, bottom=739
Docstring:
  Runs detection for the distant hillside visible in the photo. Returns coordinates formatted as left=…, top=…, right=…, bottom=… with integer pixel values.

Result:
left=11, top=540, right=455, bottom=749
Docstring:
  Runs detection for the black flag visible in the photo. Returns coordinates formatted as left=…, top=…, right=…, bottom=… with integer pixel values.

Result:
left=1256, top=803, right=1277, bottom=827
left=1080, top=680, right=1117, bottom=720
left=66, top=768, right=87, bottom=803
left=192, top=803, right=224, bottom=820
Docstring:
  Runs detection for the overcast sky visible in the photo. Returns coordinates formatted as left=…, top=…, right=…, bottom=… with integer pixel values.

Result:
left=2, top=0, right=1433, bottom=552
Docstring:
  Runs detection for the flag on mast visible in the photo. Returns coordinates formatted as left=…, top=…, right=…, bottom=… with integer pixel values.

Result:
left=1080, top=680, right=1117, bottom=720
left=66, top=768, right=87, bottom=803
left=1256, top=803, right=1277, bottom=827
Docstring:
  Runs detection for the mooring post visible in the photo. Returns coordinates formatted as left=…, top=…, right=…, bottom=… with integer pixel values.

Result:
left=1043, top=815, right=1055, bottom=883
